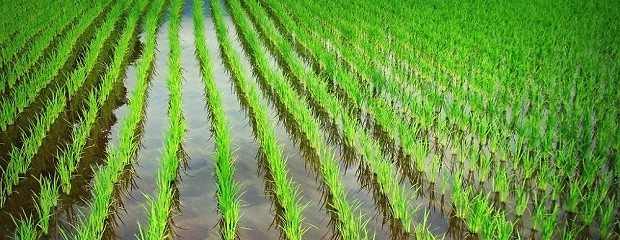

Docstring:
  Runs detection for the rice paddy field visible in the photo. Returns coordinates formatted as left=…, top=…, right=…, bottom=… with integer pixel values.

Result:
left=0, top=0, right=619, bottom=239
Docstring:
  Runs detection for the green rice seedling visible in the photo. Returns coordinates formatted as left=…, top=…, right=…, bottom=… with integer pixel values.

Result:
left=540, top=205, right=559, bottom=240
left=429, top=154, right=441, bottom=184
left=452, top=170, right=467, bottom=218
left=466, top=192, right=493, bottom=234
left=512, top=140, right=525, bottom=170
left=413, top=141, right=429, bottom=172
left=498, top=144, right=509, bottom=162
left=536, top=162, right=553, bottom=191
left=521, top=153, right=537, bottom=180
left=414, top=211, right=442, bottom=240
left=12, top=214, right=37, bottom=240
left=57, top=92, right=98, bottom=194
left=532, top=196, right=548, bottom=231
left=489, top=131, right=500, bottom=154
left=582, top=186, right=604, bottom=225
left=35, top=177, right=60, bottom=235
left=143, top=0, right=186, bottom=237
left=566, top=179, right=583, bottom=213
left=478, top=152, right=492, bottom=183
left=437, top=122, right=449, bottom=147
left=550, top=172, right=563, bottom=201
left=458, top=139, right=468, bottom=164
left=515, top=184, right=529, bottom=217
left=599, top=196, right=616, bottom=239
left=555, top=142, right=576, bottom=177
left=493, top=167, right=510, bottom=203
left=560, top=224, right=582, bottom=240
left=494, top=212, right=514, bottom=240
left=582, top=154, right=604, bottom=187
left=441, top=172, right=448, bottom=195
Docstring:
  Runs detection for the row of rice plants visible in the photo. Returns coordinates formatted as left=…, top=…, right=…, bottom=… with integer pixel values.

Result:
left=0, top=0, right=118, bottom=131
left=274, top=0, right=490, bottom=206
left=139, top=0, right=188, bottom=238
left=209, top=0, right=306, bottom=238
left=379, top=0, right=617, bottom=164
left=341, top=0, right=616, bottom=186
left=54, top=0, right=140, bottom=195
left=278, top=1, right=532, bottom=236
left=63, top=0, right=162, bottom=238
left=258, top=0, right=434, bottom=184
left=9, top=176, right=61, bottom=239
left=298, top=0, right=532, bottom=215
left=0, top=92, right=65, bottom=209
left=192, top=0, right=240, bottom=238
left=226, top=0, right=370, bottom=238
left=284, top=0, right=502, bottom=196
left=0, top=0, right=78, bottom=68
left=260, top=0, right=525, bottom=238
left=283, top=0, right=618, bottom=237
left=321, top=0, right=617, bottom=225
left=247, top=0, right=440, bottom=237
left=0, top=0, right=136, bottom=208
left=1, top=4, right=88, bottom=92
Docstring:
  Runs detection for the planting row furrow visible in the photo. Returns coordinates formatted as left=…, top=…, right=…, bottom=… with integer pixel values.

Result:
left=0, top=0, right=135, bottom=209
left=0, top=0, right=116, bottom=131
left=227, top=0, right=370, bottom=238
left=192, top=0, right=240, bottom=239
left=210, top=0, right=306, bottom=238
left=64, top=0, right=160, bottom=238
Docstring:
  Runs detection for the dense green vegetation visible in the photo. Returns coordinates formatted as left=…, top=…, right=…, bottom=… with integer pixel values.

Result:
left=0, top=0, right=617, bottom=239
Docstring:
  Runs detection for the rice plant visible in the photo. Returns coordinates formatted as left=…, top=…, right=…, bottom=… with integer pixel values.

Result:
left=34, top=177, right=60, bottom=235
left=192, top=0, right=240, bottom=238
left=12, top=214, right=38, bottom=240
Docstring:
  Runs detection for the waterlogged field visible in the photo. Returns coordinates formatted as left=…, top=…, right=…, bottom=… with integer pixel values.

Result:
left=0, top=0, right=618, bottom=239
